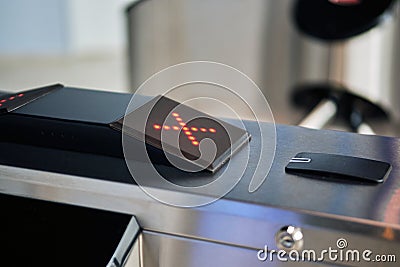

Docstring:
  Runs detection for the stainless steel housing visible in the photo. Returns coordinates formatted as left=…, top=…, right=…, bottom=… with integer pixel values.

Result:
left=1, top=123, right=399, bottom=266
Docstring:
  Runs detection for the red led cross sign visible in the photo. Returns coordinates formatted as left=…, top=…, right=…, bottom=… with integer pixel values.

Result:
left=116, top=95, right=250, bottom=173
left=152, top=112, right=216, bottom=147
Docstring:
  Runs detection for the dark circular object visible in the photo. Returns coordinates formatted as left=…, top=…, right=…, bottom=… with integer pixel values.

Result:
left=293, top=0, right=396, bottom=40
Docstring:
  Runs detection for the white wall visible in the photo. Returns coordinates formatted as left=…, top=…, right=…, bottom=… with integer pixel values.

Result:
left=0, top=0, right=68, bottom=54
left=0, top=0, right=132, bottom=55
left=67, top=0, right=132, bottom=54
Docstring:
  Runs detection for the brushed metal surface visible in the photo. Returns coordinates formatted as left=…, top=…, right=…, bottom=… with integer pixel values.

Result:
left=0, top=121, right=399, bottom=266
left=1, top=121, right=399, bottom=225
left=138, top=230, right=338, bottom=267
left=0, top=163, right=399, bottom=266
left=0, top=88, right=399, bottom=266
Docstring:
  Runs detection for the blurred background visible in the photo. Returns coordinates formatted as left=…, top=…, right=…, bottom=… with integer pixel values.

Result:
left=0, top=0, right=131, bottom=92
left=1, top=0, right=399, bottom=136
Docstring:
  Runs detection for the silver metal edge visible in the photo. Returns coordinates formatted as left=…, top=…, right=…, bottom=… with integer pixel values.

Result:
left=107, top=216, right=141, bottom=267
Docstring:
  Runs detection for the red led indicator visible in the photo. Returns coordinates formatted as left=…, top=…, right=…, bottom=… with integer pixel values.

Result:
left=17, top=93, right=24, bottom=97
left=0, top=99, right=6, bottom=103
left=154, top=112, right=221, bottom=147
left=9, top=96, right=15, bottom=100
left=192, top=141, right=199, bottom=146
left=0, top=104, right=2, bottom=107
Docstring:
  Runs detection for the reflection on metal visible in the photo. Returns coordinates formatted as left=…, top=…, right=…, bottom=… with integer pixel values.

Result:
left=136, top=230, right=334, bottom=267
left=275, top=226, right=304, bottom=251
left=299, top=99, right=337, bottom=129
left=122, top=236, right=141, bottom=267
left=357, top=123, right=376, bottom=135
left=126, top=0, right=400, bottom=136
left=108, top=216, right=141, bottom=267
left=289, top=158, right=312, bottom=163
left=293, top=0, right=400, bottom=127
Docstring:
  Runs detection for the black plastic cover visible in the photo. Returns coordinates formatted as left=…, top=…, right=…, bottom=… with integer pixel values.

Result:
left=286, top=152, right=391, bottom=183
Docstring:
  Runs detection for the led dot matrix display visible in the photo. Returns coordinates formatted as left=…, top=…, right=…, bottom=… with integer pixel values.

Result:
left=153, top=112, right=217, bottom=147
left=120, top=95, right=251, bottom=172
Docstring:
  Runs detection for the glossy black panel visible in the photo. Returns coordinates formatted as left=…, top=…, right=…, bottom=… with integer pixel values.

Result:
left=0, top=193, right=131, bottom=267
left=294, top=0, right=395, bottom=40
left=13, top=86, right=131, bottom=124
left=286, top=152, right=391, bottom=183
left=0, top=84, right=62, bottom=114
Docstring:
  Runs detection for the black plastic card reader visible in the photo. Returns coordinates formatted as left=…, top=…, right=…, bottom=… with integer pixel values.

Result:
left=111, top=95, right=251, bottom=172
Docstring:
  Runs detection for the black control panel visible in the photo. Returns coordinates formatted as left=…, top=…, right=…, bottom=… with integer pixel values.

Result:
left=0, top=85, right=249, bottom=173
left=0, top=84, right=131, bottom=158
